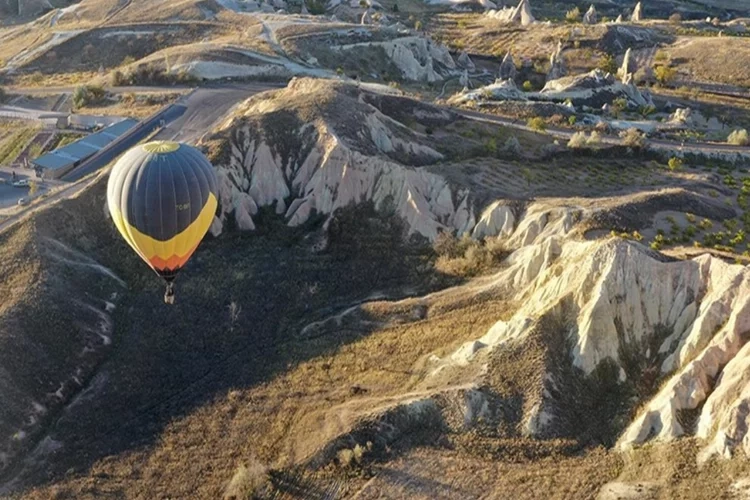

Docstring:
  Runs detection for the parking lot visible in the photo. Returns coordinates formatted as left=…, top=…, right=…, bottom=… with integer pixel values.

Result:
left=0, top=169, right=45, bottom=209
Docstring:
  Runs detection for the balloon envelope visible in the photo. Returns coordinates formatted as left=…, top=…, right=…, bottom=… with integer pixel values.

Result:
left=107, top=141, right=218, bottom=281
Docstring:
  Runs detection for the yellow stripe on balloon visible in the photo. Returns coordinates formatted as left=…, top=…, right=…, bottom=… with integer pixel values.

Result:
left=110, top=194, right=217, bottom=269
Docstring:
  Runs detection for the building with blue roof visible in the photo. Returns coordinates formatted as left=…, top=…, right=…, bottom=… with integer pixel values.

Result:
left=31, top=118, right=139, bottom=180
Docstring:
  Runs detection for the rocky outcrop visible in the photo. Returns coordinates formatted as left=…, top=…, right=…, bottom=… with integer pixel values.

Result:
left=360, top=8, right=373, bottom=24
left=613, top=256, right=750, bottom=461
left=485, top=0, right=534, bottom=26
left=668, top=107, right=725, bottom=131
left=459, top=69, right=469, bottom=88
left=511, top=0, right=534, bottom=25
left=457, top=50, right=475, bottom=71
left=337, top=36, right=456, bottom=82
left=631, top=1, right=643, bottom=22
left=540, top=68, right=652, bottom=108
left=209, top=79, right=475, bottom=241
left=583, top=4, right=597, bottom=25
left=615, top=14, right=623, bottom=23
left=547, top=41, right=567, bottom=81
left=498, top=51, right=517, bottom=80
left=618, top=47, right=635, bottom=84
left=450, top=78, right=527, bottom=104
left=429, top=214, right=750, bottom=460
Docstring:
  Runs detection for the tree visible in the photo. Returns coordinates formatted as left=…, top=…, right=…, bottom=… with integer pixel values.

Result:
left=522, top=80, right=533, bottom=91
left=568, top=115, right=577, bottom=126
left=566, top=7, right=581, bottom=22
left=668, top=157, right=683, bottom=172
left=28, top=181, right=38, bottom=196
left=359, top=0, right=367, bottom=6
left=485, top=138, right=497, bottom=154
left=414, top=20, right=423, bottom=31
left=521, top=167, right=534, bottom=188
left=392, top=2, right=398, bottom=11
left=504, top=135, right=521, bottom=155
left=0, top=86, right=5, bottom=104
left=669, top=12, right=682, bottom=23
left=728, top=129, right=749, bottom=146
left=72, top=85, right=106, bottom=109
left=597, top=54, right=618, bottom=74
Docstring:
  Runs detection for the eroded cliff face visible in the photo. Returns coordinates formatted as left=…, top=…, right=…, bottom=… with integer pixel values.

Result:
left=428, top=227, right=750, bottom=460
left=207, top=78, right=475, bottom=241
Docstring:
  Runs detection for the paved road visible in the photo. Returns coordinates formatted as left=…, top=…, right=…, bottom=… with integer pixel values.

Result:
left=7, top=85, right=195, bottom=96
left=456, top=108, right=750, bottom=155
left=152, top=83, right=284, bottom=143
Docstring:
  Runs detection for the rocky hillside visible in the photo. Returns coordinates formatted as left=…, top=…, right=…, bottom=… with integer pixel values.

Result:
left=205, top=78, right=477, bottom=241
left=3, top=79, right=750, bottom=498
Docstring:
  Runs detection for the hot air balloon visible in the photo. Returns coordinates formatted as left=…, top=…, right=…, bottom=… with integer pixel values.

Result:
left=107, top=141, right=218, bottom=304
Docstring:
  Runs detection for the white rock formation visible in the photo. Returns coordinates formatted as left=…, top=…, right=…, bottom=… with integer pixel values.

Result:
left=615, top=14, right=623, bottom=23
left=613, top=257, right=750, bottom=459
left=472, top=201, right=515, bottom=239
left=583, top=4, right=597, bottom=25
left=631, top=1, right=643, bottom=22
left=457, top=50, right=475, bottom=71
left=540, top=68, right=652, bottom=108
left=432, top=218, right=750, bottom=459
left=451, top=78, right=527, bottom=104
left=547, top=41, right=567, bottom=81
left=667, top=108, right=724, bottom=131
left=511, top=0, right=534, bottom=25
left=459, top=69, right=469, bottom=88
left=337, top=36, right=455, bottom=82
left=361, top=8, right=373, bottom=24
left=498, top=51, right=517, bottom=80
left=618, top=47, right=636, bottom=84
left=485, top=0, right=534, bottom=26
left=212, top=79, right=474, bottom=241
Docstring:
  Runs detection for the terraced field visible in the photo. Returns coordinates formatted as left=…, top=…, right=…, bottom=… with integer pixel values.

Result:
left=0, top=124, right=41, bottom=166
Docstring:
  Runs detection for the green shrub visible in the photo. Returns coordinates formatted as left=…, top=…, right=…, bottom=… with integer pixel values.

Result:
left=654, top=65, right=677, bottom=85
left=527, top=117, right=546, bottom=132
left=566, top=7, right=581, bottom=22
left=434, top=232, right=510, bottom=277
left=522, top=80, right=533, bottom=91
left=307, top=0, right=327, bottom=14
left=598, top=54, right=617, bottom=74
left=620, top=128, right=646, bottom=148
left=668, top=157, right=683, bottom=172
left=727, top=129, right=749, bottom=146
left=567, top=131, right=588, bottom=149
left=224, top=459, right=271, bottom=499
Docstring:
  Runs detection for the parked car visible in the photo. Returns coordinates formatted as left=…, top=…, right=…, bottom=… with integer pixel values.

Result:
left=17, top=197, right=29, bottom=206
left=12, top=179, right=29, bottom=188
